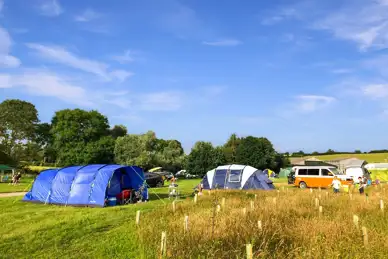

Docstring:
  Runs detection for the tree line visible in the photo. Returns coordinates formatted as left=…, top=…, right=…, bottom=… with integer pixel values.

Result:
left=288, top=149, right=388, bottom=157
left=0, top=99, right=289, bottom=175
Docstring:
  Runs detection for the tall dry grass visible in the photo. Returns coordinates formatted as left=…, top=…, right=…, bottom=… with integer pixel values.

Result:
left=135, top=186, right=388, bottom=258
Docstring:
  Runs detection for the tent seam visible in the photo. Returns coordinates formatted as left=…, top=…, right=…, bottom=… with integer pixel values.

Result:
left=87, top=164, right=110, bottom=206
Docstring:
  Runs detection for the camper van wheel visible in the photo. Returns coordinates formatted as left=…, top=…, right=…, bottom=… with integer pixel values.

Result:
left=299, top=182, right=307, bottom=189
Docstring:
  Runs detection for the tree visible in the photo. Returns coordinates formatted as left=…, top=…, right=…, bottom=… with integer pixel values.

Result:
left=236, top=136, right=276, bottom=170
left=0, top=99, right=39, bottom=161
left=114, top=131, right=159, bottom=170
left=156, top=139, right=185, bottom=172
left=84, top=136, right=116, bottom=164
left=34, top=123, right=57, bottom=163
left=273, top=153, right=291, bottom=172
left=355, top=150, right=362, bottom=154
left=213, top=146, right=227, bottom=166
left=115, top=131, right=185, bottom=172
left=186, top=141, right=217, bottom=176
left=51, top=109, right=113, bottom=165
left=326, top=149, right=335, bottom=154
left=110, top=125, right=127, bottom=139
left=0, top=150, right=16, bottom=166
left=223, top=133, right=241, bottom=163
left=115, top=134, right=143, bottom=166
left=291, top=151, right=305, bottom=157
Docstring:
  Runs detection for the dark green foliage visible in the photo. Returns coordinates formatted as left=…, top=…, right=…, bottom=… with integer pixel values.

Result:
left=186, top=142, right=219, bottom=176
left=110, top=125, right=127, bottom=139
left=51, top=109, right=114, bottom=166
left=0, top=150, right=16, bottom=166
left=0, top=99, right=39, bottom=160
left=236, top=136, right=276, bottom=170
left=273, top=152, right=291, bottom=173
left=114, top=131, right=185, bottom=172
left=223, top=133, right=241, bottom=164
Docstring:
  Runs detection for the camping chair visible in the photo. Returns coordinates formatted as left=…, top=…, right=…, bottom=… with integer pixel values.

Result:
left=116, top=189, right=135, bottom=205
left=1, top=175, right=10, bottom=183
left=168, top=183, right=180, bottom=200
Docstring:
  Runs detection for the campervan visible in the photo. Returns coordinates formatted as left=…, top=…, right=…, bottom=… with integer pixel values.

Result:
left=345, top=166, right=371, bottom=182
left=292, top=166, right=352, bottom=189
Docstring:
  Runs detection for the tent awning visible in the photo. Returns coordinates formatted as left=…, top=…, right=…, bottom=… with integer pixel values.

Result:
left=0, top=164, right=14, bottom=171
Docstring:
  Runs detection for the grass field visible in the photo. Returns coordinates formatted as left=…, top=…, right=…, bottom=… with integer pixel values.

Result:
left=303, top=153, right=388, bottom=163
left=0, top=177, right=35, bottom=193
left=1, top=179, right=388, bottom=258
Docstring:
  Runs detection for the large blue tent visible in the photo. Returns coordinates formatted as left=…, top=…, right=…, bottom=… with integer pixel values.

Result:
left=201, top=164, right=275, bottom=190
left=23, top=164, right=148, bottom=207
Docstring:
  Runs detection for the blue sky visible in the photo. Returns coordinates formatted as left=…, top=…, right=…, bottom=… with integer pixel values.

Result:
left=1, top=0, right=388, bottom=153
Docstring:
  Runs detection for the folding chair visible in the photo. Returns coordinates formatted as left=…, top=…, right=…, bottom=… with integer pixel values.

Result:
left=168, top=184, right=180, bottom=200
left=116, top=189, right=134, bottom=205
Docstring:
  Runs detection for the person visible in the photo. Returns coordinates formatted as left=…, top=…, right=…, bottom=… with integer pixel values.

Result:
left=12, top=173, right=21, bottom=185
left=375, top=178, right=380, bottom=185
left=330, top=176, right=341, bottom=193
left=198, top=183, right=203, bottom=196
left=358, top=176, right=365, bottom=194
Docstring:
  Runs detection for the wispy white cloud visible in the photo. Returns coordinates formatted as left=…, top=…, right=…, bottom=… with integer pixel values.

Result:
left=109, top=70, right=134, bottom=83
left=1, top=70, right=92, bottom=106
left=280, top=33, right=313, bottom=48
left=39, top=0, right=63, bottom=17
left=26, top=43, right=108, bottom=78
left=26, top=43, right=133, bottom=82
left=138, top=91, right=183, bottom=111
left=1, top=69, right=137, bottom=109
left=295, top=95, right=336, bottom=113
left=0, top=74, right=11, bottom=88
left=111, top=50, right=134, bottom=64
left=75, top=8, right=101, bottom=22
left=261, top=8, right=299, bottom=25
left=156, top=0, right=212, bottom=40
left=314, top=1, right=388, bottom=51
left=202, top=39, right=242, bottom=46
left=331, top=68, right=352, bottom=74
left=0, top=26, right=21, bottom=68
left=362, top=84, right=388, bottom=99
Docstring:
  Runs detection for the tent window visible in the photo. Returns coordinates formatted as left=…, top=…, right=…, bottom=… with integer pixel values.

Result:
left=228, top=170, right=242, bottom=182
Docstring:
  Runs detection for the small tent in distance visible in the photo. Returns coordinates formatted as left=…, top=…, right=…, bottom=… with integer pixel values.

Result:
left=200, top=164, right=275, bottom=190
left=23, top=164, right=148, bottom=207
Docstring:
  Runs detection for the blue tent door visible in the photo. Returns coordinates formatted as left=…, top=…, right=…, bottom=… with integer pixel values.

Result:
left=213, top=169, right=227, bottom=189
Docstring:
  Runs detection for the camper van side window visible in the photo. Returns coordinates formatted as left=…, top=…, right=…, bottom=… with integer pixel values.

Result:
left=307, top=169, right=319, bottom=176
left=298, top=169, right=307, bottom=175
left=321, top=169, right=330, bottom=176
left=229, top=170, right=242, bottom=182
